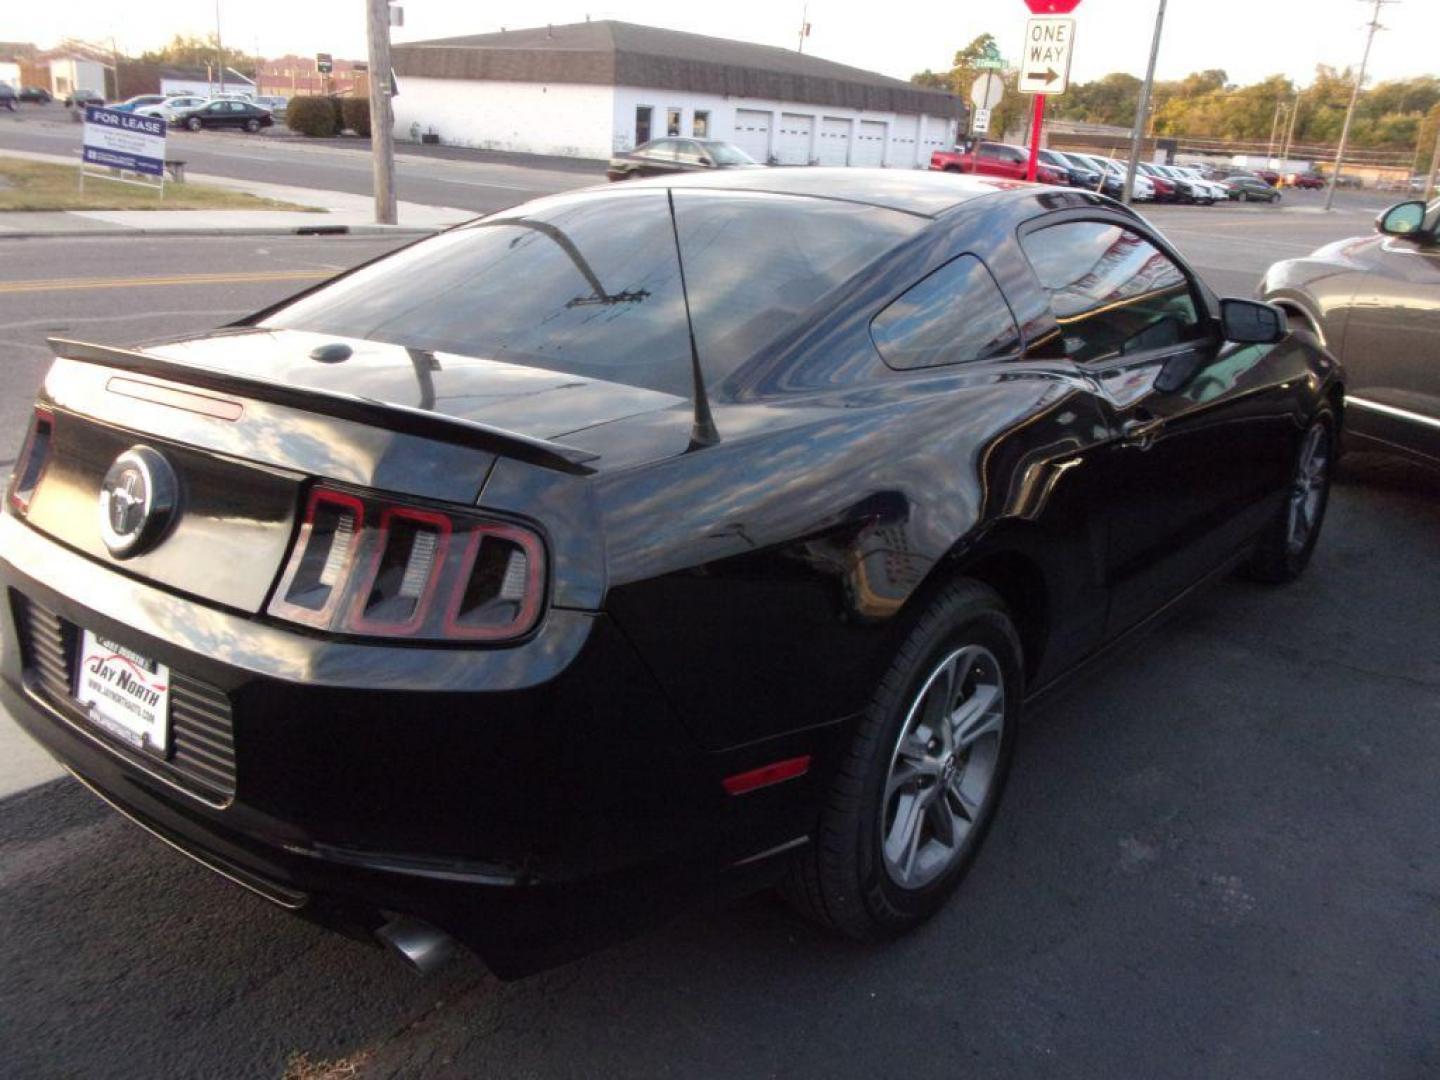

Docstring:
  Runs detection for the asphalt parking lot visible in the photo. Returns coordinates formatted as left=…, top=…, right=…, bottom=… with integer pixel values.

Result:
left=0, top=201, right=1436, bottom=1078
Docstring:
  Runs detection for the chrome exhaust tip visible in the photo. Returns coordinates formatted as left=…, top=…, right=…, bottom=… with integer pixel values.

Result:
left=375, top=916, right=457, bottom=976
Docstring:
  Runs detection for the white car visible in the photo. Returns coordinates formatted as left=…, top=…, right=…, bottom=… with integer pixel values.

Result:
left=135, top=96, right=210, bottom=123
left=1096, top=157, right=1155, bottom=201
left=1167, top=166, right=1227, bottom=204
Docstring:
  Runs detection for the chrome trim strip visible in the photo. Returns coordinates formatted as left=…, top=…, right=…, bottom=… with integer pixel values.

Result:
left=64, top=767, right=308, bottom=910
left=1347, top=396, right=1440, bottom=430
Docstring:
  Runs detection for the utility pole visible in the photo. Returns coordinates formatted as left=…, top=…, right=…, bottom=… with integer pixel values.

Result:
left=1123, top=0, right=1167, bottom=206
left=1325, top=0, right=1394, bottom=211
left=216, top=0, right=226, bottom=96
left=1266, top=97, right=1284, bottom=167
left=1424, top=125, right=1440, bottom=203
left=797, top=3, right=810, bottom=53
left=1279, top=89, right=1301, bottom=175
left=365, top=0, right=398, bottom=225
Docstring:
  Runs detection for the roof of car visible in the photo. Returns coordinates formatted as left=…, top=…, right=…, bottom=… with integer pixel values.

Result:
left=629, top=167, right=1020, bottom=217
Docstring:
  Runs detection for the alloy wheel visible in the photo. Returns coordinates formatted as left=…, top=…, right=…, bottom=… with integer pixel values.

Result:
left=1286, top=424, right=1329, bottom=554
left=880, top=645, right=1006, bottom=890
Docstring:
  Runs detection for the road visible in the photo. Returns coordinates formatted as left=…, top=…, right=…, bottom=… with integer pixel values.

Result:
left=0, top=108, right=602, bottom=215
left=1, top=198, right=1437, bottom=1078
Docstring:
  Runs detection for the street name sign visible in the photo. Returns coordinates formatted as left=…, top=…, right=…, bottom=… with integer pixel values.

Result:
left=1020, top=17, right=1075, bottom=96
left=82, top=106, right=167, bottom=177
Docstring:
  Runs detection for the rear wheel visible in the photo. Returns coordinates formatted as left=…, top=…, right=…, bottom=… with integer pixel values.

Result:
left=1245, top=411, right=1333, bottom=583
left=244, top=118, right=260, bottom=133
left=783, top=579, right=1021, bottom=939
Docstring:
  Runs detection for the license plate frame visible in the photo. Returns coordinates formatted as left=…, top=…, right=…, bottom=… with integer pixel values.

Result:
left=75, top=630, right=171, bottom=757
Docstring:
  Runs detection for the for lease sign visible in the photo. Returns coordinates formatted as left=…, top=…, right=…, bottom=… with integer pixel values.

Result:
left=83, top=106, right=167, bottom=177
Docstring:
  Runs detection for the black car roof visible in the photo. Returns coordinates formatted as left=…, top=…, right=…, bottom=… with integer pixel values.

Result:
left=632, top=167, right=1018, bottom=217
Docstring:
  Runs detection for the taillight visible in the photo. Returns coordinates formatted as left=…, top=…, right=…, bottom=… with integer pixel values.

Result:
left=269, top=485, right=546, bottom=642
left=7, top=407, right=54, bottom=517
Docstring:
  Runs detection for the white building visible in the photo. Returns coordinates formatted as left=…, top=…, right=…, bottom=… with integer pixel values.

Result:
left=48, top=57, right=106, bottom=98
left=159, top=66, right=256, bottom=100
left=391, top=20, right=962, bottom=167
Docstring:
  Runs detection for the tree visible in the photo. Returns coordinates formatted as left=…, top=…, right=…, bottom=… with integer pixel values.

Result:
left=911, top=33, right=1027, bottom=139
left=137, top=33, right=256, bottom=78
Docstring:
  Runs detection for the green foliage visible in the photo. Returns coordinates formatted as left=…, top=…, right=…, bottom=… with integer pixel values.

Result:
left=919, top=37, right=1436, bottom=153
left=136, top=33, right=255, bottom=78
left=341, top=98, right=372, bottom=138
left=285, top=96, right=336, bottom=138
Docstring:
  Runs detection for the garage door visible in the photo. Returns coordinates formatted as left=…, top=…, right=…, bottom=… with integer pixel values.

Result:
left=775, top=113, right=814, bottom=166
left=852, top=120, right=886, bottom=167
left=733, top=109, right=771, bottom=163
left=817, top=117, right=851, bottom=166
left=888, top=116, right=919, bottom=168
left=922, top=116, right=954, bottom=155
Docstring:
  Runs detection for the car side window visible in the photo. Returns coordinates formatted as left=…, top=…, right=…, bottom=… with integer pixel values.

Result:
left=644, top=140, right=679, bottom=161
left=978, top=145, right=1001, bottom=160
left=1020, top=220, right=1203, bottom=364
left=674, top=141, right=706, bottom=165
left=871, top=255, right=1021, bottom=370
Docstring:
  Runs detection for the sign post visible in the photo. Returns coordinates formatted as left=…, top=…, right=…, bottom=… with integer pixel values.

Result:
left=969, top=72, right=1004, bottom=139
left=79, top=106, right=168, bottom=199
left=1018, top=4, right=1078, bottom=182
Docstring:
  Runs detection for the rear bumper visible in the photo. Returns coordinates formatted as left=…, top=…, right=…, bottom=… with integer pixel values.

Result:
left=0, top=512, right=822, bottom=976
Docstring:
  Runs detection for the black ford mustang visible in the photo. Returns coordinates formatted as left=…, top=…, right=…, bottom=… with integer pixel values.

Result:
left=1, top=170, right=1341, bottom=978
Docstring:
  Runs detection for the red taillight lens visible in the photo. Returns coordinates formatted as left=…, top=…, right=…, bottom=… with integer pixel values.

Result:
left=7, top=407, right=54, bottom=517
left=268, top=485, right=546, bottom=643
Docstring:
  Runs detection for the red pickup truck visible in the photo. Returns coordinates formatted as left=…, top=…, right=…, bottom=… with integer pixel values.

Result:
left=930, top=141, right=1065, bottom=185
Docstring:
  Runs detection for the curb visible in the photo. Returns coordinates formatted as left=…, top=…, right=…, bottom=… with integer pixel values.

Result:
left=0, top=223, right=443, bottom=240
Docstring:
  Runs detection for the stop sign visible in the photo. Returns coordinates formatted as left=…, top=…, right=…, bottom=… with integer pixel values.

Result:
left=1024, top=0, right=1082, bottom=11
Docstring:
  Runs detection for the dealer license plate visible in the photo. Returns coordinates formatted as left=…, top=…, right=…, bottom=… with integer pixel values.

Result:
left=75, top=630, right=171, bottom=756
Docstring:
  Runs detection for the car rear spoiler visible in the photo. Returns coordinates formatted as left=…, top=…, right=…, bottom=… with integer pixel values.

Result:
left=46, top=337, right=599, bottom=476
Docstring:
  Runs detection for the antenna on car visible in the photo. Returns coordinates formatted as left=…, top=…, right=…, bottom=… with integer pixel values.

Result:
left=665, top=189, right=719, bottom=450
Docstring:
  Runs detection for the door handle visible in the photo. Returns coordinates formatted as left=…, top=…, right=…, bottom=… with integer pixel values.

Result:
left=1120, top=415, right=1165, bottom=449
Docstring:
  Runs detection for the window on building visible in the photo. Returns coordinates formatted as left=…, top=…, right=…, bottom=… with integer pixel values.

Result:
left=693, top=110, right=710, bottom=138
left=871, top=256, right=1021, bottom=370
left=1019, top=220, right=1202, bottom=364
left=635, top=105, right=652, bottom=146
left=666, top=107, right=682, bottom=136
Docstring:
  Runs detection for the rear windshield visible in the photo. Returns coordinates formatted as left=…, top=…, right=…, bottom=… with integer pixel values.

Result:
left=262, top=188, right=921, bottom=397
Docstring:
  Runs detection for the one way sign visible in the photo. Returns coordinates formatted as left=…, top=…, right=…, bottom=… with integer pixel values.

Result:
left=1019, top=16, right=1075, bottom=96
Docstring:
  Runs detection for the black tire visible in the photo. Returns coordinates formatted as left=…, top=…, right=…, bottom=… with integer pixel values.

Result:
left=244, top=118, right=260, bottom=133
left=186, top=117, right=202, bottom=132
left=783, top=578, right=1022, bottom=940
left=1245, top=408, right=1334, bottom=584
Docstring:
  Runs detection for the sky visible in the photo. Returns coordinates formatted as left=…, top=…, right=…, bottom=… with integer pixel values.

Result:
left=8, top=0, right=1437, bottom=90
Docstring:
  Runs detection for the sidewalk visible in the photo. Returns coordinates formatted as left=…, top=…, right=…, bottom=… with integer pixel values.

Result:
left=0, top=149, right=475, bottom=237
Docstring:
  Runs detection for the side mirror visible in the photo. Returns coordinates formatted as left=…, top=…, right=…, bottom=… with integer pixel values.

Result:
left=1376, top=200, right=1427, bottom=238
left=1220, top=298, right=1287, bottom=344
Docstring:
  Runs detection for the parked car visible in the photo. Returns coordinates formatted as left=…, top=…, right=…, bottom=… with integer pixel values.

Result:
left=930, top=141, right=1066, bottom=185
left=0, top=83, right=15, bottom=112
left=1287, top=172, right=1327, bottom=190
left=1057, top=151, right=1125, bottom=199
left=173, top=99, right=274, bottom=133
left=1254, top=169, right=1281, bottom=187
left=18, top=86, right=53, bottom=104
left=1225, top=175, right=1282, bottom=203
left=112, top=94, right=168, bottom=114
left=1159, top=165, right=1223, bottom=205
left=1134, top=162, right=1178, bottom=202
left=135, top=95, right=209, bottom=123
left=1090, top=155, right=1156, bottom=201
left=1261, top=197, right=1439, bottom=470
left=1048, top=149, right=1100, bottom=191
left=606, top=137, right=760, bottom=180
left=63, top=89, right=105, bottom=107
left=254, top=94, right=289, bottom=116
left=2, top=169, right=1341, bottom=979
